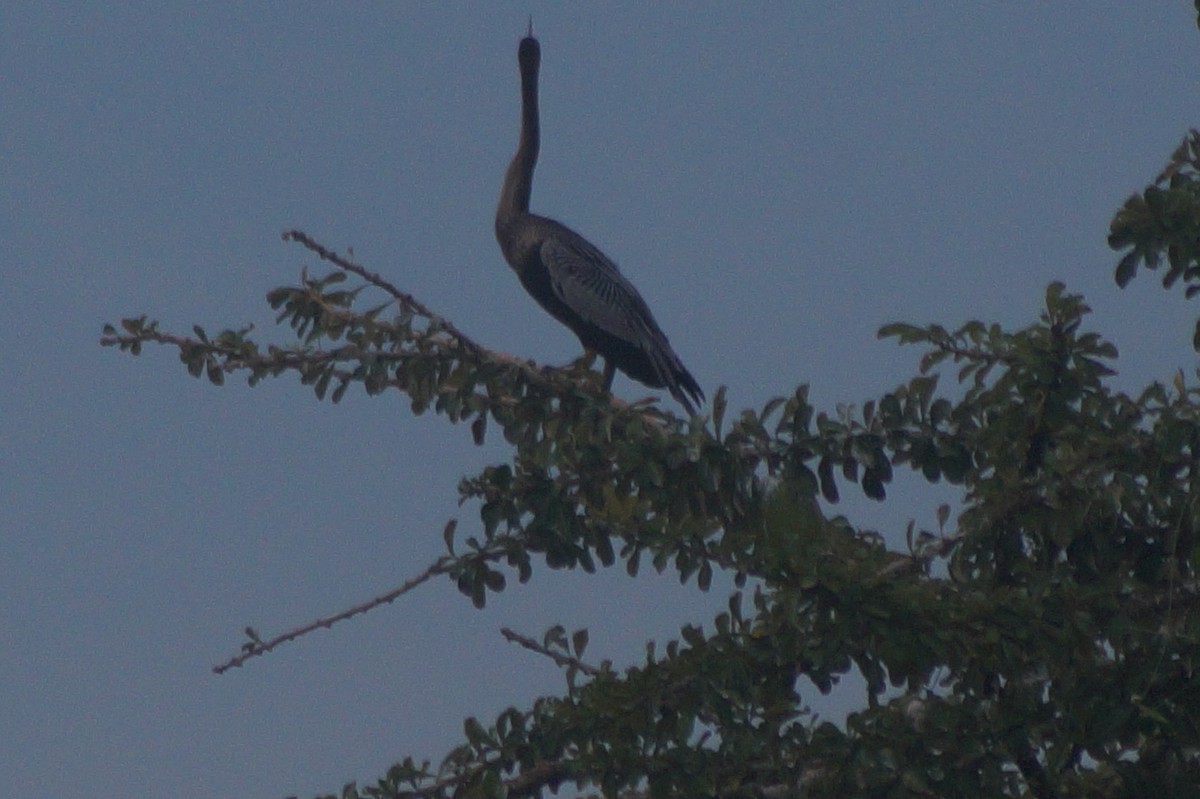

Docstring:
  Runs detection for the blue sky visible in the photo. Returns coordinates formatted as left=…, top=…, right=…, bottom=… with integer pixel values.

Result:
left=3, top=5, right=1198, bottom=797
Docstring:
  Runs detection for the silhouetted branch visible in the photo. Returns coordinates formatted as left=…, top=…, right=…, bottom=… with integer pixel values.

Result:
left=213, top=529, right=514, bottom=674
left=100, top=232, right=668, bottom=422
left=282, top=228, right=489, bottom=358
left=874, top=531, right=963, bottom=580
left=501, top=627, right=601, bottom=676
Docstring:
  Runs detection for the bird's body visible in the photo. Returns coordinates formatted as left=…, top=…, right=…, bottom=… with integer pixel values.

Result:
left=495, top=33, right=703, bottom=414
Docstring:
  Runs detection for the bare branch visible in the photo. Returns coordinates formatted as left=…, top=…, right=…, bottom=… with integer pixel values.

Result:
left=213, top=537, right=513, bottom=674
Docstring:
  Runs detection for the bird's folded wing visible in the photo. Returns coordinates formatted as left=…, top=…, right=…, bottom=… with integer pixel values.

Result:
left=540, top=237, right=658, bottom=345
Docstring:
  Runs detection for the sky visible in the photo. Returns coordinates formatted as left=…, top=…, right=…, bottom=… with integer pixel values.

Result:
left=3, top=4, right=1199, bottom=797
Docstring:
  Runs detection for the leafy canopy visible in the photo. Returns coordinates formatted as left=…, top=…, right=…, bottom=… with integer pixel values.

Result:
left=102, top=96, right=1200, bottom=799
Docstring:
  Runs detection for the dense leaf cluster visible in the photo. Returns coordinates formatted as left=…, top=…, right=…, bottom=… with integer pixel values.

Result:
left=1110, top=129, right=1200, bottom=348
left=102, top=148, right=1200, bottom=798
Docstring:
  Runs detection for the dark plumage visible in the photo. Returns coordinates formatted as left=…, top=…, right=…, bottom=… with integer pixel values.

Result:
left=494, top=32, right=704, bottom=415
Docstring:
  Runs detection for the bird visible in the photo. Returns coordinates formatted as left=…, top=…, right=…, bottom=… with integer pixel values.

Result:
left=494, top=27, right=704, bottom=415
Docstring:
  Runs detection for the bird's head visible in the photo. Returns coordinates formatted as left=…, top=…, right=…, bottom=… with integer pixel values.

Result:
left=519, top=19, right=540, bottom=71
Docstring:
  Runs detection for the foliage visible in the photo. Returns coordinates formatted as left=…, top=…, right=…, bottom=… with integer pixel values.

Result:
left=1109, top=128, right=1200, bottom=348
left=101, top=154, right=1200, bottom=799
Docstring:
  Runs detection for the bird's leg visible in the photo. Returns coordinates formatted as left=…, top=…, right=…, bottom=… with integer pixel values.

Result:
left=545, top=350, right=601, bottom=382
left=543, top=351, right=613, bottom=394
left=561, top=349, right=599, bottom=372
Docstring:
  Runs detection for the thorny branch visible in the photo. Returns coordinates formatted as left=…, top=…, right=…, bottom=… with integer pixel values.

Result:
left=214, top=547, right=454, bottom=673
left=213, top=533, right=524, bottom=673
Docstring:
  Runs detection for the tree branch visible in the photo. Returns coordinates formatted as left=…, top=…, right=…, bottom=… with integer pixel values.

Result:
left=282, top=229, right=488, bottom=357
left=501, top=626, right=602, bottom=676
left=213, top=533, right=513, bottom=674
left=101, top=231, right=665, bottom=421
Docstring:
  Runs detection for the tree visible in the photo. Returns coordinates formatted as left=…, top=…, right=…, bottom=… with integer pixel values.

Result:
left=102, top=59, right=1200, bottom=799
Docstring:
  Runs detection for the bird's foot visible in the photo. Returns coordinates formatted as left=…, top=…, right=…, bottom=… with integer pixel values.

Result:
left=539, top=352, right=610, bottom=393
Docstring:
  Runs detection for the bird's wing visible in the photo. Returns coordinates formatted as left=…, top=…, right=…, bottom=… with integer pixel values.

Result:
left=540, top=231, right=703, bottom=410
left=539, top=235, right=664, bottom=346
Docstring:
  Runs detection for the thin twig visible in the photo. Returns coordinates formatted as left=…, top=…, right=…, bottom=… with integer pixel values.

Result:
left=213, top=544, right=509, bottom=674
left=282, top=229, right=487, bottom=356
left=501, top=627, right=602, bottom=676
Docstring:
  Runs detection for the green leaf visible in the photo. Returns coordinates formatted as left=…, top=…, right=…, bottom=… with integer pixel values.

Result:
left=314, top=367, right=331, bottom=400
left=572, top=628, right=589, bottom=659
left=1045, top=280, right=1066, bottom=305
left=877, top=322, right=927, bottom=342
left=626, top=548, right=641, bottom=577
left=712, top=385, right=728, bottom=438
left=483, top=568, right=505, bottom=593
left=206, top=360, right=225, bottom=386
left=265, top=287, right=291, bottom=309
left=861, top=468, right=885, bottom=500
left=121, top=316, right=146, bottom=334
left=818, top=457, right=839, bottom=503
left=186, top=352, right=204, bottom=378
left=463, top=717, right=491, bottom=750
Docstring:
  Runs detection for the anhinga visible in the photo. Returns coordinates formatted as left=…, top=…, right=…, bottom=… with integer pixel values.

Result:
left=494, top=29, right=704, bottom=415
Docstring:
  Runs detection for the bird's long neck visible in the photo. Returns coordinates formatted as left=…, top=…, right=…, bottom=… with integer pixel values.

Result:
left=497, top=43, right=540, bottom=230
